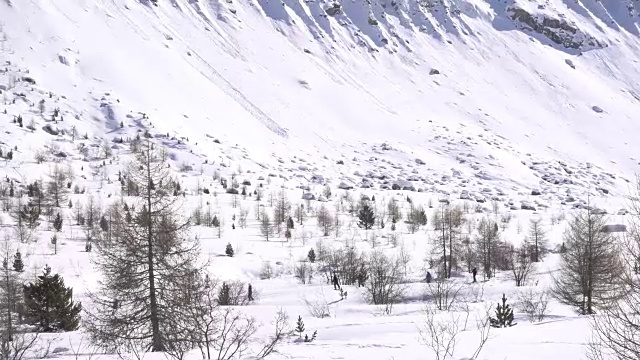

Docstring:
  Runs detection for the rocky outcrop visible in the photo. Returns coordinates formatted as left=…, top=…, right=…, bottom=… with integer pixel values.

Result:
left=507, top=7, right=605, bottom=50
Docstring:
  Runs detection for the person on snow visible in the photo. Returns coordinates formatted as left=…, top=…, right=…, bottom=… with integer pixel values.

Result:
left=426, top=271, right=433, bottom=284
left=332, top=274, right=340, bottom=290
left=472, top=267, right=478, bottom=283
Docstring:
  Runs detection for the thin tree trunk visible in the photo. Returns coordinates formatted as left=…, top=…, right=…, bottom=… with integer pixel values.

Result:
left=146, top=148, right=163, bottom=352
left=4, top=269, right=12, bottom=341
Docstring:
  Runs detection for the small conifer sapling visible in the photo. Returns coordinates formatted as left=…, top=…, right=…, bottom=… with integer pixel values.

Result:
left=225, top=243, right=234, bottom=257
left=490, top=293, right=516, bottom=328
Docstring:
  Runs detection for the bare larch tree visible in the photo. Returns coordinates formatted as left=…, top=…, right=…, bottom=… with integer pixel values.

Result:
left=553, top=208, right=625, bottom=315
left=475, top=218, right=500, bottom=280
left=589, top=179, right=640, bottom=359
left=86, top=140, right=202, bottom=354
left=527, top=219, right=547, bottom=262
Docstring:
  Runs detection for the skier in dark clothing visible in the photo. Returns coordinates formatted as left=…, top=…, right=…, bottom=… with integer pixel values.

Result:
left=332, top=274, right=340, bottom=290
left=472, top=267, right=477, bottom=283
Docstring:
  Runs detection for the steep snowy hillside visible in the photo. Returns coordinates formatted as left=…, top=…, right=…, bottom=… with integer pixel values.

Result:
left=1, top=0, right=640, bottom=206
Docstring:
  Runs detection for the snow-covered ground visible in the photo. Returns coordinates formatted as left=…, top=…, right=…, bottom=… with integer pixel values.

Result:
left=0, top=0, right=639, bottom=358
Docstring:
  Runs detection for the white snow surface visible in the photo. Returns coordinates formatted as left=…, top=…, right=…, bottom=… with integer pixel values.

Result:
left=0, top=0, right=640, bottom=359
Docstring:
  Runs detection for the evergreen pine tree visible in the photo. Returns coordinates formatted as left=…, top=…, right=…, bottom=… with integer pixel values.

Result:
left=211, top=215, right=220, bottom=228
left=12, top=250, right=24, bottom=272
left=304, top=330, right=317, bottom=343
left=490, top=293, right=515, bottom=328
left=51, top=235, right=57, bottom=255
left=225, top=243, right=234, bottom=257
left=358, top=204, right=375, bottom=230
left=23, top=265, right=82, bottom=332
left=307, top=249, right=316, bottom=263
left=295, top=315, right=305, bottom=339
left=53, top=213, right=63, bottom=232
left=100, top=216, right=109, bottom=232
left=217, top=283, right=231, bottom=306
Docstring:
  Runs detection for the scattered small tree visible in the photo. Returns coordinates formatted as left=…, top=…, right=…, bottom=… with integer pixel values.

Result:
left=50, top=235, right=57, bottom=255
left=23, top=265, right=82, bottom=332
left=225, top=243, right=234, bottom=257
left=260, top=211, right=273, bottom=241
left=307, top=249, right=316, bottom=263
left=528, top=219, right=548, bottom=262
left=53, top=213, right=62, bottom=232
left=294, top=262, right=310, bottom=285
left=295, top=316, right=305, bottom=339
left=490, top=294, right=515, bottom=328
left=316, top=205, right=333, bottom=237
left=358, top=204, right=375, bottom=230
left=510, top=245, right=534, bottom=287
left=12, top=250, right=24, bottom=272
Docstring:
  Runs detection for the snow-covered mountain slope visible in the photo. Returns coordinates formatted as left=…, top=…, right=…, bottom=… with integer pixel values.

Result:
left=2, top=2, right=640, bottom=359
left=1, top=0, right=640, bottom=203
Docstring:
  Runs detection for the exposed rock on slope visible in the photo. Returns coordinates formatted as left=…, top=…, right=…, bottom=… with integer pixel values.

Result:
left=507, top=6, right=605, bottom=50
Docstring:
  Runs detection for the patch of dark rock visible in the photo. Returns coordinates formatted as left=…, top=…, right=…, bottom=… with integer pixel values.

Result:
left=42, top=124, right=59, bottom=135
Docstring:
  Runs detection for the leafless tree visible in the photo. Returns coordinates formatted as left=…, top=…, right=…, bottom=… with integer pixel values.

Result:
left=425, top=274, right=463, bottom=311
left=460, top=236, right=476, bottom=273
left=294, top=261, right=311, bottom=284
left=294, top=204, right=306, bottom=225
left=516, top=288, right=550, bottom=322
left=12, top=214, right=34, bottom=244
left=0, top=332, right=40, bottom=360
left=260, top=211, right=273, bottom=241
left=237, top=206, right=249, bottom=229
left=316, top=204, right=333, bottom=237
left=387, top=197, right=401, bottom=223
left=365, top=251, right=405, bottom=311
left=587, top=180, right=640, bottom=359
left=273, top=189, right=289, bottom=226
left=418, top=306, right=491, bottom=360
left=510, top=245, right=534, bottom=287
left=84, top=195, right=100, bottom=229
left=85, top=139, right=203, bottom=353
left=302, top=288, right=332, bottom=319
left=528, top=219, right=548, bottom=262
left=475, top=218, right=500, bottom=280
left=46, top=165, right=68, bottom=208
left=0, top=236, right=20, bottom=341
left=255, top=308, right=290, bottom=359
left=432, top=204, right=464, bottom=278
left=553, top=208, right=625, bottom=315
left=213, top=308, right=258, bottom=360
